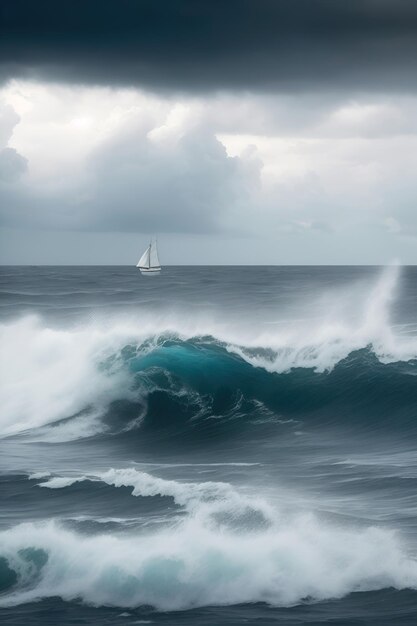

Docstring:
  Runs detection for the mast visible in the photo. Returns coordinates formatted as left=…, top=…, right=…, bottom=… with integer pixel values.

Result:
left=136, top=238, right=161, bottom=271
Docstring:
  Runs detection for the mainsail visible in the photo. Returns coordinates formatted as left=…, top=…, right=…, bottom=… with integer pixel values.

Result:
left=150, top=241, right=160, bottom=268
left=137, top=245, right=151, bottom=269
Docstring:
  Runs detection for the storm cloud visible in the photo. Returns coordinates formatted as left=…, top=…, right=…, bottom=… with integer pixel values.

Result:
left=1, top=2, right=417, bottom=264
left=1, top=0, right=417, bottom=92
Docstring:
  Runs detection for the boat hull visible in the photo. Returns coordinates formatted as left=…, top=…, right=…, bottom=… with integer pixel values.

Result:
left=139, top=268, right=161, bottom=276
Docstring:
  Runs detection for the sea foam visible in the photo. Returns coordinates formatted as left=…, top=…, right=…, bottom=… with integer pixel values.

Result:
left=1, top=265, right=416, bottom=439
left=35, top=468, right=274, bottom=526
left=1, top=484, right=417, bottom=610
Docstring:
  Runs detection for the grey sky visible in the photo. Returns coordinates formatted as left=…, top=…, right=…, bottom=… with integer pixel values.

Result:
left=0, top=1, right=416, bottom=264
left=1, top=0, right=417, bottom=92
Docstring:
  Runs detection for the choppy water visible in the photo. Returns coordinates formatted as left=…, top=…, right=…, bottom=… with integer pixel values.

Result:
left=0, top=265, right=416, bottom=625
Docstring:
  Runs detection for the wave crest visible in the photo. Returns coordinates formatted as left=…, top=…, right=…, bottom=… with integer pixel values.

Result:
left=1, top=266, right=416, bottom=440
left=1, top=466, right=417, bottom=610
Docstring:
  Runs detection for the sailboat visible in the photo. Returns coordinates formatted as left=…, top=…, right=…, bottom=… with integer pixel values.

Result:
left=136, top=239, right=161, bottom=275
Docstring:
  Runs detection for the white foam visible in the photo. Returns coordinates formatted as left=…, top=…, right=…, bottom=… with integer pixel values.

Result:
left=226, top=264, right=417, bottom=373
left=38, top=476, right=89, bottom=489
left=36, top=468, right=272, bottom=524
left=0, top=315, right=137, bottom=437
left=1, top=265, right=416, bottom=438
left=28, top=471, right=51, bottom=480
left=98, top=468, right=237, bottom=507
left=5, top=467, right=416, bottom=609
left=0, top=513, right=416, bottom=610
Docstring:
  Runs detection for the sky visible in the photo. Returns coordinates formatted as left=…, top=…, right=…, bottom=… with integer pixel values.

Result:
left=0, top=0, right=417, bottom=264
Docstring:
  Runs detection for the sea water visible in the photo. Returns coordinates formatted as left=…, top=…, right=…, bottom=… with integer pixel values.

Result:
left=0, top=265, right=416, bottom=625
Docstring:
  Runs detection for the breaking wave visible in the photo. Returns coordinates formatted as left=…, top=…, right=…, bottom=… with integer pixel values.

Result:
left=0, top=265, right=416, bottom=440
left=0, top=467, right=416, bottom=610
left=33, top=468, right=274, bottom=525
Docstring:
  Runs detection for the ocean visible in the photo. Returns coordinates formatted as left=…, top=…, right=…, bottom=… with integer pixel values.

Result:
left=0, top=264, right=416, bottom=625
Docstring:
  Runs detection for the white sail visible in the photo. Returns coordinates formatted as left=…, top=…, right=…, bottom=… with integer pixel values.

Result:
left=150, top=241, right=161, bottom=268
left=137, top=245, right=151, bottom=268
left=136, top=240, right=161, bottom=274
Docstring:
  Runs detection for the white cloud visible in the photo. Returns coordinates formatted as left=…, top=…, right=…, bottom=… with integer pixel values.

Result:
left=0, top=81, right=259, bottom=233
left=0, top=80, right=417, bottom=263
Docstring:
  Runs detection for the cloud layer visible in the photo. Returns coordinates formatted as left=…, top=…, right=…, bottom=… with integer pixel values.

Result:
left=1, top=82, right=417, bottom=265
left=0, top=85, right=260, bottom=235
left=1, top=0, right=417, bottom=91
left=1, top=2, right=417, bottom=263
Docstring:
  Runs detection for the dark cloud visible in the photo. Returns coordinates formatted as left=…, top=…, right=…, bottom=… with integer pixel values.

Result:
left=1, top=0, right=416, bottom=91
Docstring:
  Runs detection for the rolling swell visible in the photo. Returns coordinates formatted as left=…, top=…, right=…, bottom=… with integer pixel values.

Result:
left=129, top=341, right=417, bottom=428
left=0, top=468, right=417, bottom=610
left=1, top=266, right=417, bottom=620
left=93, top=340, right=417, bottom=448
left=1, top=265, right=416, bottom=442
left=1, top=327, right=417, bottom=443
